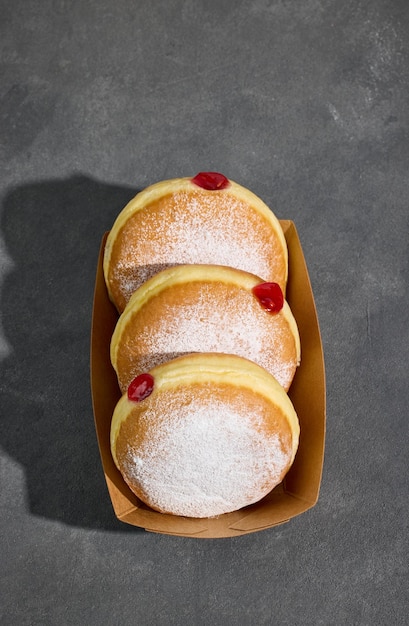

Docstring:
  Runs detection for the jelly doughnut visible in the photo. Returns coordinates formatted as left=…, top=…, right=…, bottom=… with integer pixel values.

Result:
left=110, top=264, right=300, bottom=394
left=110, top=353, right=300, bottom=518
left=103, top=173, right=288, bottom=312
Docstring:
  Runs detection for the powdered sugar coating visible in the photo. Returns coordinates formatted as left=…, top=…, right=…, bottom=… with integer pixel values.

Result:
left=115, top=283, right=298, bottom=391
left=118, top=386, right=291, bottom=518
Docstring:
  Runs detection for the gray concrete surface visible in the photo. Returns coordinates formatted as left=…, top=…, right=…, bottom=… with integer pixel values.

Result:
left=1, top=0, right=408, bottom=624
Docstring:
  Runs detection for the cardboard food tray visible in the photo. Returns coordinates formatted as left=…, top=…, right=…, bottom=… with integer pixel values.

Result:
left=90, top=220, right=326, bottom=538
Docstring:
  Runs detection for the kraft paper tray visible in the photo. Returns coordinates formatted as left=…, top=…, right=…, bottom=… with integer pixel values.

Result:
left=90, top=220, right=326, bottom=538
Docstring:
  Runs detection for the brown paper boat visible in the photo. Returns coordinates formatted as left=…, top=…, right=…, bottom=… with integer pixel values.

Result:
left=90, top=220, right=326, bottom=538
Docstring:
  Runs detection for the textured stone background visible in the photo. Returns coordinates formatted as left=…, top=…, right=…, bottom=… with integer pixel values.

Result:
left=1, top=1, right=408, bottom=624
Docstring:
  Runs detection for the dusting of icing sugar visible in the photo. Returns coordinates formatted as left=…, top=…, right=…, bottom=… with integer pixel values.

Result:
left=120, top=389, right=289, bottom=518
left=119, top=284, right=296, bottom=390
left=111, top=191, right=284, bottom=306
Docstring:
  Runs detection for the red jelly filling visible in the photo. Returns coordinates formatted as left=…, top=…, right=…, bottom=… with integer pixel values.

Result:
left=252, top=282, right=284, bottom=313
left=191, top=171, right=230, bottom=190
left=128, top=373, right=155, bottom=402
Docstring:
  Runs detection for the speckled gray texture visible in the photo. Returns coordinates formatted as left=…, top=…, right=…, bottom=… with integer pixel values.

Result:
left=1, top=1, right=408, bottom=624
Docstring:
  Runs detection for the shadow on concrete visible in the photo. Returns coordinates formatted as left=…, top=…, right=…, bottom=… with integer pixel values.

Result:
left=0, top=174, right=145, bottom=531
